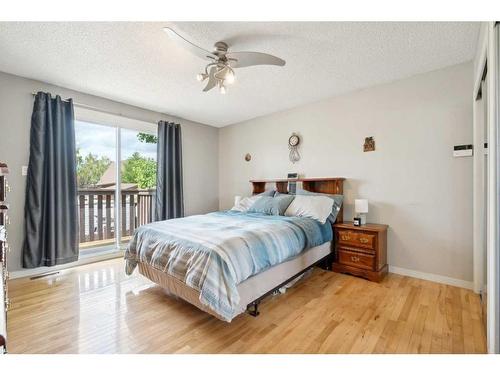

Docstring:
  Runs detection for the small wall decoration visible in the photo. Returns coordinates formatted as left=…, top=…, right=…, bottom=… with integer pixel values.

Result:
left=288, top=133, right=301, bottom=163
left=363, top=136, right=375, bottom=152
left=244, top=153, right=252, bottom=162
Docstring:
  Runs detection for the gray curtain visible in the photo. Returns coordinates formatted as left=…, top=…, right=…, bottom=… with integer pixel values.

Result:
left=23, top=92, right=78, bottom=268
left=155, top=121, right=184, bottom=221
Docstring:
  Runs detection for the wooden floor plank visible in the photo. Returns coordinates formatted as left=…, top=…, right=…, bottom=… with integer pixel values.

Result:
left=6, top=258, right=486, bottom=354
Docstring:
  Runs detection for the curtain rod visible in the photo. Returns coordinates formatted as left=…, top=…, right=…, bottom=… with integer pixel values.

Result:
left=31, top=91, right=158, bottom=125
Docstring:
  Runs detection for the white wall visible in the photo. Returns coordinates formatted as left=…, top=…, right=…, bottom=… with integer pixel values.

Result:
left=0, top=62, right=476, bottom=285
left=0, top=71, right=219, bottom=272
left=219, top=62, right=473, bottom=283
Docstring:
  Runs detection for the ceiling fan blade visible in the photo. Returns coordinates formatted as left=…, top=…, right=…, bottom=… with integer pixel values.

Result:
left=163, top=27, right=216, bottom=61
left=203, top=66, right=217, bottom=92
left=226, top=52, right=286, bottom=68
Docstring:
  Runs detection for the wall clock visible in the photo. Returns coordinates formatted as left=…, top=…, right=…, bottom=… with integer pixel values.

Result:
left=288, top=133, right=301, bottom=163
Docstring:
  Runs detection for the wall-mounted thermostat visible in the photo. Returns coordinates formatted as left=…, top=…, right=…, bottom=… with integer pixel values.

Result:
left=453, top=144, right=473, bottom=157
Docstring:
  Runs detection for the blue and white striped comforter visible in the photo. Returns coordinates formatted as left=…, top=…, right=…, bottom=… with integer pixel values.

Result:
left=125, top=211, right=332, bottom=321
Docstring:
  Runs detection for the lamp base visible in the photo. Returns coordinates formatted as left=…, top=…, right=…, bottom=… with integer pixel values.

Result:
left=356, top=213, right=367, bottom=225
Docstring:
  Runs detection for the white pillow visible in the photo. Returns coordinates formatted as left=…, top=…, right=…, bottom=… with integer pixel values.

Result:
left=231, top=195, right=260, bottom=212
left=284, top=195, right=333, bottom=224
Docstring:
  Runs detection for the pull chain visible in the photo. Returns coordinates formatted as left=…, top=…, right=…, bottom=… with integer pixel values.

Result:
left=289, top=145, right=300, bottom=163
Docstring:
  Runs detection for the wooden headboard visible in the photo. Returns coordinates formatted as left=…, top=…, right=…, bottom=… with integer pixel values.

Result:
left=249, top=177, right=345, bottom=223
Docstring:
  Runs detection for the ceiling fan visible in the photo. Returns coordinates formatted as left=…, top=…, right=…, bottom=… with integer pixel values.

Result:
left=163, top=27, right=286, bottom=94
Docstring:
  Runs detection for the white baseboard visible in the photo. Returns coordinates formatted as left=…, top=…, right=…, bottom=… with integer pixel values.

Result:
left=10, top=255, right=474, bottom=291
left=9, top=250, right=124, bottom=280
left=389, top=265, right=474, bottom=290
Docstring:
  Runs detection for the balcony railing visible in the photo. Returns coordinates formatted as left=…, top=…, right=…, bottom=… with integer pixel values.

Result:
left=78, top=189, right=155, bottom=248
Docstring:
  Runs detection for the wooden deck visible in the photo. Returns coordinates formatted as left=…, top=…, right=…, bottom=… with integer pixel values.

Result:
left=77, top=189, right=154, bottom=247
left=6, top=258, right=486, bottom=354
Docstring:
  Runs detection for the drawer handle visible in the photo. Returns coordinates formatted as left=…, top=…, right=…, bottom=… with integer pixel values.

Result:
left=351, top=255, right=360, bottom=262
left=359, top=238, right=369, bottom=244
left=341, top=235, right=351, bottom=241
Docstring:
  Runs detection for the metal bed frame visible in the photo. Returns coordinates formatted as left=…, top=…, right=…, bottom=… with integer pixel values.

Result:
left=246, top=251, right=333, bottom=317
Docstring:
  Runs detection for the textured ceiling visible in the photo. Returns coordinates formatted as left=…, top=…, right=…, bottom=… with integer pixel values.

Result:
left=0, top=22, right=479, bottom=127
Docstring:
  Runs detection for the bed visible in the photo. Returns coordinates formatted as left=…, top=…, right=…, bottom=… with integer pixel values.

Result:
left=125, top=177, right=345, bottom=322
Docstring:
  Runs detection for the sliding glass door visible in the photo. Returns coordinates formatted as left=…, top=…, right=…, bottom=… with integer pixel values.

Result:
left=75, top=120, right=117, bottom=254
left=119, top=128, right=157, bottom=246
left=74, top=119, right=157, bottom=254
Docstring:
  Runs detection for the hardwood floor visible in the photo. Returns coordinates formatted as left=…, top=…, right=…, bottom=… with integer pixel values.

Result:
left=7, top=258, right=486, bottom=354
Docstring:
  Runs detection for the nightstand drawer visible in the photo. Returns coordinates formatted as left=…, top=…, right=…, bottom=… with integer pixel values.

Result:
left=337, top=248, right=375, bottom=270
left=337, top=230, right=376, bottom=250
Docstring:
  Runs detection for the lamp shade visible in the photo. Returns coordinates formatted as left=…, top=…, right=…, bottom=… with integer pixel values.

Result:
left=354, top=199, right=369, bottom=213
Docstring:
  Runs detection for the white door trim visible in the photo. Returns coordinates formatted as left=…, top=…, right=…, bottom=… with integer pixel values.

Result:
left=487, top=21, right=500, bottom=354
left=472, top=21, right=500, bottom=354
left=473, top=59, right=487, bottom=295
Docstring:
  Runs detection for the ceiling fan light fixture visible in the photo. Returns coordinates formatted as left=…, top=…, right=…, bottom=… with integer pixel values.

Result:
left=196, top=73, right=208, bottom=82
left=225, top=69, right=235, bottom=84
left=163, top=27, right=285, bottom=94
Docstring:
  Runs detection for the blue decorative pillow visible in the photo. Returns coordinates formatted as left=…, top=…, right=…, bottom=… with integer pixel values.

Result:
left=295, top=188, right=343, bottom=223
left=248, top=195, right=295, bottom=216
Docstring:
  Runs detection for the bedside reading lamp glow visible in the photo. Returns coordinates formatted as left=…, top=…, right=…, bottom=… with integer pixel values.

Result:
left=354, top=199, right=369, bottom=225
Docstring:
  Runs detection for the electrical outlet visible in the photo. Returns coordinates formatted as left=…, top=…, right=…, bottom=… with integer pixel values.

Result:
left=22, top=165, right=28, bottom=176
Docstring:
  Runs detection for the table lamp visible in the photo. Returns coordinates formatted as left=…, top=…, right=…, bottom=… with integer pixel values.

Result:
left=354, top=199, right=368, bottom=225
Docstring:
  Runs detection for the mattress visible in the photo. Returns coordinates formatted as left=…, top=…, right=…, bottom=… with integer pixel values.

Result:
left=137, top=241, right=331, bottom=321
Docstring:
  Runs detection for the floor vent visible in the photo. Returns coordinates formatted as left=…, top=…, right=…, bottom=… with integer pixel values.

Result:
left=30, top=271, right=60, bottom=280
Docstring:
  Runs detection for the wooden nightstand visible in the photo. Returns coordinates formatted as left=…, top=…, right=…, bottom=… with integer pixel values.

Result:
left=332, top=222, right=388, bottom=282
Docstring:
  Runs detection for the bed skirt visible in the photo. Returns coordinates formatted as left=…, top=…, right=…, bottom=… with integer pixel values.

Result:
left=137, top=241, right=332, bottom=321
